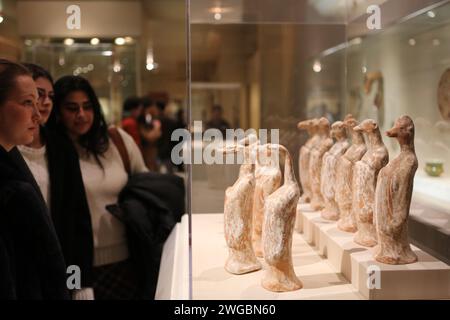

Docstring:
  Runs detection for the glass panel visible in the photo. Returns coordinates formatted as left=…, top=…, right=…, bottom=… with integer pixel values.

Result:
left=23, top=41, right=138, bottom=124
left=189, top=0, right=349, bottom=299
left=344, top=1, right=450, bottom=208
left=188, top=0, right=450, bottom=300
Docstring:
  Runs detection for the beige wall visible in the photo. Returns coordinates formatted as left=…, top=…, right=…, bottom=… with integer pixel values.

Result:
left=17, top=1, right=142, bottom=37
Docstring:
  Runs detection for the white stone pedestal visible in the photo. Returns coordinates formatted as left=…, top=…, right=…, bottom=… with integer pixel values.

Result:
left=296, top=207, right=450, bottom=299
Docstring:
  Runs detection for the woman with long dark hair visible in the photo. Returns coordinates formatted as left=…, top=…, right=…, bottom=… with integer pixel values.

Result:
left=10, top=63, right=94, bottom=300
left=0, top=59, right=68, bottom=299
left=49, top=75, right=148, bottom=300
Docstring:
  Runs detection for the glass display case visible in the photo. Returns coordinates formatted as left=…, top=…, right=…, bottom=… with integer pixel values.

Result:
left=22, top=40, right=139, bottom=124
left=165, top=0, right=450, bottom=301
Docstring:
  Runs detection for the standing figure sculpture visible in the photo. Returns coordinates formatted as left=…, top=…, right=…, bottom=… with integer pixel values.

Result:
left=352, top=119, right=389, bottom=247
left=309, top=117, right=333, bottom=211
left=221, top=136, right=261, bottom=274
left=262, top=144, right=302, bottom=292
left=251, top=140, right=282, bottom=257
left=297, top=119, right=318, bottom=204
left=320, top=121, right=350, bottom=221
left=336, top=115, right=367, bottom=233
left=374, top=116, right=418, bottom=264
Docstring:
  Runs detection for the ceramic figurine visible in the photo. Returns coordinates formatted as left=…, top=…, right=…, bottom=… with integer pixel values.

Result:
left=336, top=115, right=367, bottom=233
left=297, top=119, right=318, bottom=204
left=374, top=116, right=418, bottom=264
left=251, top=141, right=282, bottom=257
left=261, top=144, right=302, bottom=292
left=320, top=121, right=350, bottom=221
left=309, top=117, right=333, bottom=211
left=352, top=119, right=389, bottom=247
left=221, top=137, right=261, bottom=274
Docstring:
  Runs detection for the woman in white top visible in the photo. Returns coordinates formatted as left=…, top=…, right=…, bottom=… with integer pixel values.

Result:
left=49, top=75, right=148, bottom=300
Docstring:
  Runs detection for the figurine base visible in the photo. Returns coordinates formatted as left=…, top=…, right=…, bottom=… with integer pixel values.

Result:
left=373, top=234, right=418, bottom=265
left=225, top=248, right=262, bottom=275
left=321, top=209, right=339, bottom=221
left=298, top=209, right=450, bottom=299
left=353, top=222, right=377, bottom=247
left=337, top=213, right=357, bottom=233
left=261, top=264, right=302, bottom=292
left=192, top=213, right=363, bottom=300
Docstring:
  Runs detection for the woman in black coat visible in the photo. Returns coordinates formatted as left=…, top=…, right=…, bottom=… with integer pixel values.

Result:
left=0, top=59, right=69, bottom=299
left=9, top=63, right=94, bottom=300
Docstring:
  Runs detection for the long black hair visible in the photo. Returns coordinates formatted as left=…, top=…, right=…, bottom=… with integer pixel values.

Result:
left=48, top=75, right=109, bottom=166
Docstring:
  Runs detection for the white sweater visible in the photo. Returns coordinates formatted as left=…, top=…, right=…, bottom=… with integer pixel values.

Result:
left=76, top=127, right=148, bottom=267
left=18, top=144, right=50, bottom=206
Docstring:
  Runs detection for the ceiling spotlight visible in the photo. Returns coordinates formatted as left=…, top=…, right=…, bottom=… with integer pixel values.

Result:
left=146, top=62, right=158, bottom=71
left=214, top=13, right=222, bottom=20
left=90, top=38, right=100, bottom=45
left=313, top=61, right=322, bottom=73
left=349, top=37, right=362, bottom=46
left=113, top=62, right=122, bottom=73
left=115, top=37, right=126, bottom=45
left=0, top=15, right=4, bottom=24
left=64, top=38, right=75, bottom=46
left=102, top=50, right=113, bottom=56
left=362, top=66, right=367, bottom=74
left=433, top=39, right=441, bottom=46
left=408, top=38, right=416, bottom=46
left=427, top=11, right=436, bottom=18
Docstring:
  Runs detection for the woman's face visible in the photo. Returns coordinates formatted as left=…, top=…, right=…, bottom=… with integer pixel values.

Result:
left=60, top=90, right=94, bottom=139
left=0, top=75, right=41, bottom=150
left=35, top=76, right=54, bottom=125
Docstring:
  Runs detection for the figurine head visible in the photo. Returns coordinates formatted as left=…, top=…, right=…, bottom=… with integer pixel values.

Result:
left=386, top=115, right=415, bottom=140
left=297, top=119, right=313, bottom=131
left=331, top=121, right=346, bottom=139
left=343, top=114, right=353, bottom=121
left=238, top=133, right=258, bottom=146
left=317, top=117, right=330, bottom=133
left=343, top=114, right=358, bottom=129
left=353, top=119, right=378, bottom=133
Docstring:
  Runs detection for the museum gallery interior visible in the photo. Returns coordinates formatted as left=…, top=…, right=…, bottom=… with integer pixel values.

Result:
left=0, top=0, right=449, bottom=300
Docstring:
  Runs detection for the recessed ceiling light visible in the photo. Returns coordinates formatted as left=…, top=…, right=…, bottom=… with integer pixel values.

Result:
left=214, top=13, right=222, bottom=20
left=115, top=37, right=126, bottom=45
left=433, top=39, right=441, bottom=46
left=64, top=38, right=75, bottom=46
left=146, top=62, right=158, bottom=71
left=90, top=38, right=100, bottom=45
left=0, top=15, right=4, bottom=24
left=408, top=38, right=416, bottom=46
left=427, top=11, right=436, bottom=18
left=102, top=50, right=113, bottom=56
left=313, top=61, right=322, bottom=73
left=113, top=62, right=122, bottom=73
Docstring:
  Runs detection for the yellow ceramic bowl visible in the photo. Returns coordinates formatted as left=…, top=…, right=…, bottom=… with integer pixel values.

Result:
left=425, top=162, right=444, bottom=177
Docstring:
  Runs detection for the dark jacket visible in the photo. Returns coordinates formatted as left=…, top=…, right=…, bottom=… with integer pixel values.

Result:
left=106, top=172, right=185, bottom=299
left=0, top=145, right=69, bottom=299
left=9, top=127, right=94, bottom=288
